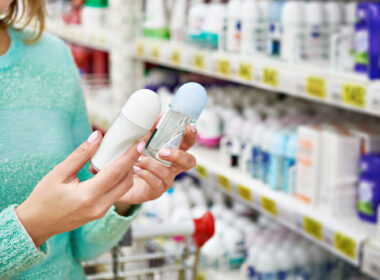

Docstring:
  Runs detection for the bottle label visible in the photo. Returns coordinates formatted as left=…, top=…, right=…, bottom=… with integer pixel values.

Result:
left=248, top=266, right=256, bottom=279
left=355, top=30, right=369, bottom=65
left=358, top=181, right=375, bottom=215
left=261, top=151, right=271, bottom=184
left=277, top=270, right=289, bottom=280
left=257, top=272, right=276, bottom=280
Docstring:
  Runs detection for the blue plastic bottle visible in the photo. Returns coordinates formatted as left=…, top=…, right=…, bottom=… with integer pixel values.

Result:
left=358, top=154, right=380, bottom=223
left=269, top=130, right=289, bottom=191
left=267, top=0, right=285, bottom=56
left=354, top=2, right=380, bottom=80
left=283, top=132, right=297, bottom=194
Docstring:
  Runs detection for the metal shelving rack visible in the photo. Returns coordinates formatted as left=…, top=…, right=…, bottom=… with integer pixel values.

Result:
left=45, top=0, right=380, bottom=278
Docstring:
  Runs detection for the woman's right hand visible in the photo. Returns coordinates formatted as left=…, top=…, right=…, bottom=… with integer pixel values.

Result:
left=16, top=131, right=145, bottom=247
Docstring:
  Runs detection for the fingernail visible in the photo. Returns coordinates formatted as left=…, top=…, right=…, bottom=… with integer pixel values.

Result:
left=137, top=156, right=143, bottom=163
left=137, top=141, right=146, bottom=154
left=158, top=148, right=171, bottom=157
left=133, top=165, right=142, bottom=172
left=87, top=131, right=98, bottom=144
left=190, top=125, right=197, bottom=134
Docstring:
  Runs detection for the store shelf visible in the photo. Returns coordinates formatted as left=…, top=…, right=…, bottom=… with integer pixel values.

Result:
left=188, top=146, right=371, bottom=266
left=45, top=19, right=110, bottom=51
left=134, top=38, right=380, bottom=118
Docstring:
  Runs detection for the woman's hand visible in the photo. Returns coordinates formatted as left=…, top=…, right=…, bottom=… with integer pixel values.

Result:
left=16, top=131, right=145, bottom=247
left=114, top=125, right=197, bottom=215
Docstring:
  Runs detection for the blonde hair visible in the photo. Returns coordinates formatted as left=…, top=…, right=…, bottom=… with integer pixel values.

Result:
left=1, top=0, right=46, bottom=43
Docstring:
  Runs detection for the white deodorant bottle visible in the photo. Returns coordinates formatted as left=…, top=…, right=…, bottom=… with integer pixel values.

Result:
left=91, top=89, right=161, bottom=171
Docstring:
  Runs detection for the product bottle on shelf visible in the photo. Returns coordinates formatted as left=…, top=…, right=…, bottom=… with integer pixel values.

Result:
left=170, top=0, right=187, bottom=42
left=305, top=1, right=326, bottom=63
left=267, top=0, right=285, bottom=57
left=187, top=0, right=208, bottom=46
left=241, top=0, right=265, bottom=55
left=226, top=0, right=243, bottom=53
left=269, top=129, right=289, bottom=191
left=201, top=0, right=227, bottom=50
left=283, top=131, right=298, bottom=194
left=281, top=0, right=306, bottom=63
left=324, top=1, right=344, bottom=60
left=261, top=120, right=281, bottom=184
left=143, top=0, right=170, bottom=39
left=81, top=0, right=109, bottom=29
left=145, top=83, right=207, bottom=166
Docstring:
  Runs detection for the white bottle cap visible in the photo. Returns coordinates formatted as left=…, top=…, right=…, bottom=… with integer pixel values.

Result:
left=121, top=89, right=161, bottom=130
left=282, top=1, right=305, bottom=25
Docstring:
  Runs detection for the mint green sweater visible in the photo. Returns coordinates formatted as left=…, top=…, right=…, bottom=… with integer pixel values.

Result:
left=0, top=28, right=139, bottom=279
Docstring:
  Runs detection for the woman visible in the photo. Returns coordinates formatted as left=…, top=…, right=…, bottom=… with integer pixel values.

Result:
left=0, top=0, right=197, bottom=279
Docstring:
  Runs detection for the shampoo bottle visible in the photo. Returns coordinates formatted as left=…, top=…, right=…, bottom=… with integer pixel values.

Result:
left=145, top=83, right=207, bottom=166
left=91, top=89, right=161, bottom=171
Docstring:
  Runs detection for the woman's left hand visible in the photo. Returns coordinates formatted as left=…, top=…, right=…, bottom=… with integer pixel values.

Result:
left=114, top=125, right=197, bottom=215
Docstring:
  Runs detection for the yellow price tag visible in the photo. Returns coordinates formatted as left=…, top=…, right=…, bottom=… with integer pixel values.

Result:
left=170, top=49, right=181, bottom=65
left=136, top=42, right=144, bottom=57
left=151, top=45, right=160, bottom=60
left=217, top=174, right=231, bottom=191
left=193, top=53, right=205, bottom=70
left=217, top=59, right=231, bottom=76
left=306, top=76, right=326, bottom=99
left=334, top=232, right=356, bottom=260
left=238, top=63, right=252, bottom=81
left=237, top=184, right=252, bottom=202
left=262, top=68, right=278, bottom=87
left=261, top=196, right=277, bottom=216
left=303, top=216, right=323, bottom=241
left=195, top=165, right=208, bottom=179
left=342, top=83, right=366, bottom=108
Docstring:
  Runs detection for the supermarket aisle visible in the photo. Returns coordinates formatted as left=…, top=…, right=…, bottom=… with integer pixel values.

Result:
left=1, top=0, right=380, bottom=279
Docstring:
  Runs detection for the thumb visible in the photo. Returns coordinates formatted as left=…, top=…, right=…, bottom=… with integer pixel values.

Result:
left=55, top=131, right=103, bottom=181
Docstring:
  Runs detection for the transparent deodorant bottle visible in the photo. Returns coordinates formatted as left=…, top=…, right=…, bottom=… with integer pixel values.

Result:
left=91, top=89, right=161, bottom=171
left=144, top=82, right=208, bottom=166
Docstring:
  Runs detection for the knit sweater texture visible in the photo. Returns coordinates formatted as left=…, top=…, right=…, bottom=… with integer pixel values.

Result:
left=0, top=28, right=139, bottom=279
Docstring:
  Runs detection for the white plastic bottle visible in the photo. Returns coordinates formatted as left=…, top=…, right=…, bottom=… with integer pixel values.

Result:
left=324, top=1, right=344, bottom=60
left=241, top=0, right=265, bottom=55
left=144, top=0, right=170, bottom=39
left=82, top=0, right=109, bottom=30
left=144, top=83, right=207, bottom=166
left=292, top=241, right=313, bottom=280
left=227, top=0, right=243, bottom=53
left=275, top=246, right=295, bottom=280
left=281, top=0, right=306, bottom=62
left=305, top=1, right=326, bottom=63
left=255, top=248, right=278, bottom=279
left=170, top=0, right=187, bottom=42
left=201, top=0, right=227, bottom=50
left=91, top=89, right=161, bottom=171
left=187, top=0, right=208, bottom=46
left=267, top=0, right=285, bottom=56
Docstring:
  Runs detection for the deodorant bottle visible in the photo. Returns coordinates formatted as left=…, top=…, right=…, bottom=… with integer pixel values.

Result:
left=144, top=82, right=207, bottom=166
left=91, top=89, right=161, bottom=171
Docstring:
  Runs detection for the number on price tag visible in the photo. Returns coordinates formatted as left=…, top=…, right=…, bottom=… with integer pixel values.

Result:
left=306, top=76, right=326, bottom=99
left=237, top=184, right=253, bottom=202
left=238, top=63, right=252, bottom=81
left=195, top=165, right=208, bottom=179
left=217, top=59, right=231, bottom=76
left=99, top=37, right=106, bottom=48
left=217, top=174, right=231, bottom=191
left=193, top=53, right=205, bottom=70
left=303, top=216, right=323, bottom=241
left=151, top=45, right=160, bottom=60
left=170, top=49, right=181, bottom=65
left=334, top=232, right=356, bottom=260
left=342, top=83, right=366, bottom=108
left=261, top=196, right=277, bottom=216
left=262, top=68, right=278, bottom=87
left=136, top=42, right=145, bottom=57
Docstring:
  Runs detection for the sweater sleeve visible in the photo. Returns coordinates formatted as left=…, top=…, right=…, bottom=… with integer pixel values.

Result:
left=0, top=205, right=49, bottom=279
left=66, top=48, right=140, bottom=262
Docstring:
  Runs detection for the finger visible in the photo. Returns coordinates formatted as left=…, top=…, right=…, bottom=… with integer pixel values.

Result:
left=101, top=171, right=134, bottom=206
left=133, top=165, right=167, bottom=196
left=157, top=148, right=196, bottom=172
left=55, top=131, right=102, bottom=182
left=135, top=156, right=173, bottom=187
left=178, top=125, right=197, bottom=151
left=89, top=140, right=146, bottom=193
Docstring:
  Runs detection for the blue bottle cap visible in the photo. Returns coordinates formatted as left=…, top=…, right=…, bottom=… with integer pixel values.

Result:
left=170, top=82, right=208, bottom=120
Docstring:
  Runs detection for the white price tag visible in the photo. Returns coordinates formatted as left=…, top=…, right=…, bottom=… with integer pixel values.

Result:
left=363, top=242, right=380, bottom=279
